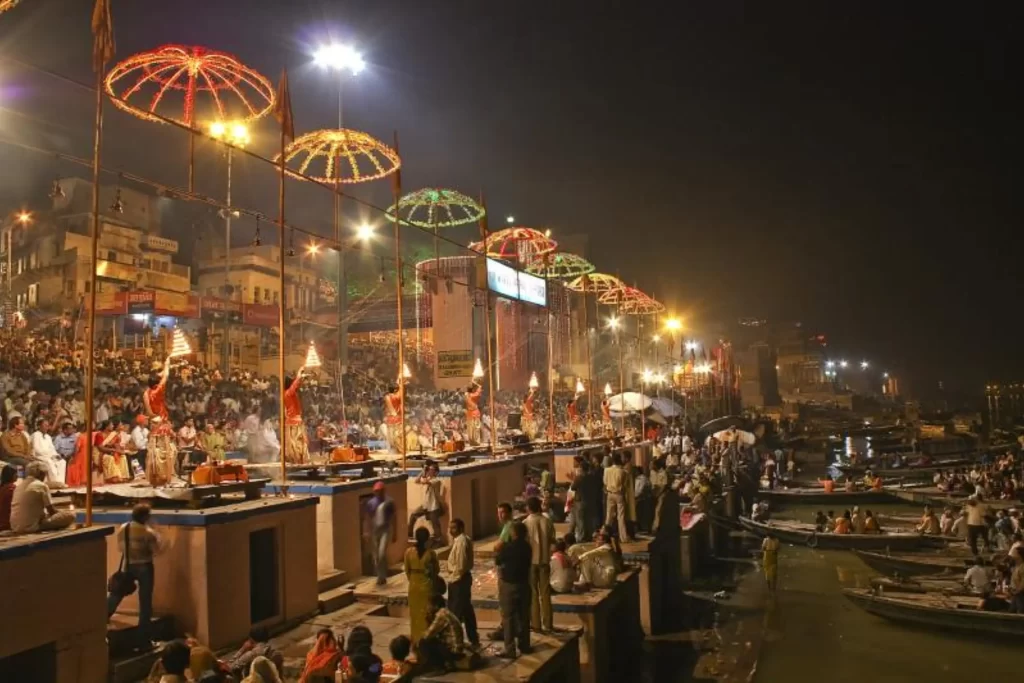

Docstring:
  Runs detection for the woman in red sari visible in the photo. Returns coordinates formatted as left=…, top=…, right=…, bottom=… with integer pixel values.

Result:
left=65, top=426, right=98, bottom=487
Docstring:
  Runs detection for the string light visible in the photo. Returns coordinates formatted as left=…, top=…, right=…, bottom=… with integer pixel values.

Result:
left=104, top=45, right=275, bottom=127
left=525, top=252, right=595, bottom=279
left=386, top=188, right=485, bottom=228
left=566, top=272, right=624, bottom=294
left=277, top=129, right=401, bottom=184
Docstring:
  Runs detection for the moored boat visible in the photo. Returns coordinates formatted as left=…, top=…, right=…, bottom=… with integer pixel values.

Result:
left=853, top=549, right=973, bottom=576
left=738, top=518, right=936, bottom=550
left=869, top=575, right=973, bottom=595
left=842, top=588, right=1024, bottom=639
left=757, top=487, right=894, bottom=506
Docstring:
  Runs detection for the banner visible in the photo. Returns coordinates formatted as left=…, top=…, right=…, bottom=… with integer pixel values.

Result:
left=437, top=349, right=474, bottom=378
left=125, top=290, right=155, bottom=313
left=243, top=303, right=279, bottom=328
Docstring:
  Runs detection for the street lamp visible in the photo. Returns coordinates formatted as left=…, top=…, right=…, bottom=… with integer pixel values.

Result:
left=606, top=315, right=624, bottom=434
left=208, top=119, right=249, bottom=373
left=505, top=215, right=515, bottom=224
left=860, top=360, right=869, bottom=370
left=16, top=211, right=32, bottom=225
left=356, top=223, right=375, bottom=242
left=652, top=334, right=661, bottom=343
left=826, top=360, right=835, bottom=369
left=685, top=341, right=698, bottom=352
left=314, top=42, right=365, bottom=127
left=839, top=360, right=848, bottom=368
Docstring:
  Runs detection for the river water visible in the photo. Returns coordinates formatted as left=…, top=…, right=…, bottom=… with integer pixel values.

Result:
left=748, top=501, right=1018, bottom=683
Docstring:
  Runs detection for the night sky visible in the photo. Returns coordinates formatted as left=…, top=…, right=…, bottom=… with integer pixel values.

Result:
left=1, top=2, right=1020, bottom=398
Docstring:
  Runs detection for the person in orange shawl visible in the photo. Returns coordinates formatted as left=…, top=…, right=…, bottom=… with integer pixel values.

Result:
left=283, top=363, right=311, bottom=464
left=465, top=380, right=482, bottom=445
left=143, top=357, right=171, bottom=421
left=522, top=387, right=538, bottom=440
left=65, top=426, right=95, bottom=487
left=383, top=383, right=404, bottom=454
left=299, top=628, right=341, bottom=683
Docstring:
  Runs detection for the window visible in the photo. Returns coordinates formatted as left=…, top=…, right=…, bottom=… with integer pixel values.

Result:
left=263, top=288, right=270, bottom=302
left=107, top=250, right=116, bottom=261
left=84, top=281, right=91, bottom=293
left=207, top=288, right=214, bottom=297
left=253, top=286, right=261, bottom=304
left=272, top=290, right=278, bottom=304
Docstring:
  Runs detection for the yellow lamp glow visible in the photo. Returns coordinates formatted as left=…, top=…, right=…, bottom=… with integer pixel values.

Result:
left=575, top=379, right=585, bottom=394
left=402, top=363, right=412, bottom=379
left=604, top=383, right=613, bottom=397
left=665, top=318, right=682, bottom=332
left=304, top=341, right=322, bottom=368
left=168, top=328, right=192, bottom=358
left=472, top=358, right=485, bottom=379
left=529, top=372, right=539, bottom=389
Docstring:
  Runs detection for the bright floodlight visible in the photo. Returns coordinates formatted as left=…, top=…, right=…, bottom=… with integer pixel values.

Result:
left=306, top=242, right=320, bottom=255
left=356, top=223, right=375, bottom=241
left=505, top=215, right=515, bottom=224
left=665, top=318, right=682, bottom=332
left=16, top=211, right=32, bottom=224
left=839, top=360, right=848, bottom=368
left=883, top=372, right=889, bottom=378
left=209, top=120, right=249, bottom=146
left=315, top=43, right=365, bottom=74
left=860, top=360, right=869, bottom=370
left=606, top=316, right=620, bottom=330
left=209, top=121, right=226, bottom=137
left=654, top=372, right=666, bottom=384
left=685, top=341, right=698, bottom=352
left=652, top=334, right=661, bottom=343
left=642, top=368, right=653, bottom=382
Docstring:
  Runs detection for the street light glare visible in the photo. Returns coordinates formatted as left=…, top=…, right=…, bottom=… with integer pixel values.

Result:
left=314, top=43, right=365, bottom=74
left=606, top=316, right=620, bottom=330
left=306, top=242, right=320, bottom=255
left=860, top=360, right=869, bottom=369
left=505, top=215, right=515, bottom=224
left=665, top=318, right=682, bottom=332
left=685, top=341, right=698, bottom=351
left=209, top=121, right=226, bottom=137
left=356, top=223, right=375, bottom=241
left=839, top=360, right=848, bottom=368
left=652, top=334, right=661, bottom=343
left=16, top=211, right=32, bottom=224
left=231, top=122, right=249, bottom=143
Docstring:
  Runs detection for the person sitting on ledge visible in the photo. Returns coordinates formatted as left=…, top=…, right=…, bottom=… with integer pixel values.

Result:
left=9, top=461, right=75, bottom=533
left=299, top=628, right=341, bottom=683
left=418, top=594, right=472, bottom=672
left=154, top=639, right=191, bottom=683
left=573, top=526, right=622, bottom=590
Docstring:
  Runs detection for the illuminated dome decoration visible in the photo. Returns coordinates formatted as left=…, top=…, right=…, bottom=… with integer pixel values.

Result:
left=104, top=44, right=275, bottom=127
left=599, top=285, right=655, bottom=307
left=277, top=129, right=400, bottom=184
left=621, top=290, right=666, bottom=315
left=526, top=252, right=595, bottom=279
left=566, top=272, right=624, bottom=294
left=470, top=227, right=557, bottom=263
left=1, top=0, right=22, bottom=14
left=386, top=188, right=485, bottom=228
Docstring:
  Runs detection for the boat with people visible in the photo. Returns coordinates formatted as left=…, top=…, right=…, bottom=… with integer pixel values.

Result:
left=836, top=458, right=971, bottom=478
left=842, top=588, right=1024, bottom=639
left=869, top=574, right=973, bottom=595
left=853, top=549, right=976, bottom=576
left=739, top=518, right=940, bottom=550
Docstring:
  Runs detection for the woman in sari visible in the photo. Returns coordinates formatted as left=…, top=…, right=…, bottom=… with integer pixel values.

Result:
left=101, top=421, right=130, bottom=483
left=404, top=526, right=441, bottom=644
left=299, top=628, right=341, bottom=683
left=65, top=426, right=94, bottom=487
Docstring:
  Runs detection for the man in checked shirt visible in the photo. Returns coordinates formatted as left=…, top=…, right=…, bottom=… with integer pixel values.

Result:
left=444, top=517, right=480, bottom=648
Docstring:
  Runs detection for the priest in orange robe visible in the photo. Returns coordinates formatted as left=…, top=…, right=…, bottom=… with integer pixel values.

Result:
left=283, top=364, right=311, bottom=463
left=383, top=383, right=404, bottom=454
left=143, top=357, right=171, bottom=421
left=465, top=380, right=483, bottom=445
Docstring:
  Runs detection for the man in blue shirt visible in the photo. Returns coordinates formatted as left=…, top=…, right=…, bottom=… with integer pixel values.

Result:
left=364, top=481, right=396, bottom=585
left=53, top=422, right=78, bottom=462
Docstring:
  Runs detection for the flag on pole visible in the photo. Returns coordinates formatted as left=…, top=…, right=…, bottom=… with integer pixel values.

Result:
left=91, top=0, right=115, bottom=74
left=273, top=69, right=295, bottom=142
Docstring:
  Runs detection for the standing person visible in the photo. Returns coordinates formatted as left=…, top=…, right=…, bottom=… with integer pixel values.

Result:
left=408, top=462, right=444, bottom=544
left=569, top=462, right=597, bottom=544
left=487, top=502, right=516, bottom=641
left=965, top=496, right=991, bottom=555
left=763, top=451, right=777, bottom=490
left=106, top=503, right=161, bottom=650
left=404, top=526, right=441, bottom=645
left=603, top=451, right=632, bottom=543
left=445, top=518, right=479, bottom=648
left=465, top=380, right=483, bottom=445
left=283, top=364, right=311, bottom=464
left=496, top=521, right=532, bottom=659
left=523, top=496, right=555, bottom=633
left=364, top=481, right=397, bottom=586
left=143, top=357, right=171, bottom=421
left=762, top=533, right=781, bottom=593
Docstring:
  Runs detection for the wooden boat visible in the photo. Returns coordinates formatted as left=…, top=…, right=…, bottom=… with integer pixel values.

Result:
left=837, top=458, right=971, bottom=477
left=869, top=575, right=973, bottom=595
left=757, top=487, right=894, bottom=506
left=738, top=518, right=936, bottom=550
left=843, top=588, right=1024, bottom=639
left=853, top=549, right=974, bottom=577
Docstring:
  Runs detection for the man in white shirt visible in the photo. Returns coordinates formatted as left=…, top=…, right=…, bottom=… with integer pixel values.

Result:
left=131, top=416, right=150, bottom=473
left=408, top=462, right=444, bottom=543
left=10, top=461, right=75, bottom=532
left=523, top=496, right=556, bottom=632
left=963, top=557, right=992, bottom=594
left=445, top=517, right=479, bottom=647
left=603, top=454, right=632, bottom=543
left=30, top=418, right=66, bottom=486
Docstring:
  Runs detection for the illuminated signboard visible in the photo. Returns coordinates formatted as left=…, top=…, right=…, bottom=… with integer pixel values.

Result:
left=484, top=258, right=547, bottom=307
left=517, top=271, right=547, bottom=306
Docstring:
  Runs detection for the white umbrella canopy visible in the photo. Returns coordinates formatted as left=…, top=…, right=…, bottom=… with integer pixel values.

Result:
left=607, top=392, right=653, bottom=412
left=714, top=428, right=756, bottom=445
left=651, top=397, right=683, bottom=417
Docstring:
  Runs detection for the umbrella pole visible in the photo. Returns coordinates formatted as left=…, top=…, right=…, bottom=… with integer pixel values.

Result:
left=617, top=325, right=624, bottom=436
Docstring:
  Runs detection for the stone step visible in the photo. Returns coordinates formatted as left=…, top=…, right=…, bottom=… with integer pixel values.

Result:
left=107, top=614, right=178, bottom=658
left=317, top=568, right=348, bottom=593
left=318, top=586, right=355, bottom=614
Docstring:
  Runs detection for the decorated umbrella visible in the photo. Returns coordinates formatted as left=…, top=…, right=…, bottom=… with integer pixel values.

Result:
left=386, top=187, right=485, bottom=228
left=565, top=272, right=624, bottom=294
left=651, top=396, right=683, bottom=417
left=104, top=44, right=275, bottom=127
left=598, top=285, right=649, bottom=307
left=525, top=252, right=595, bottom=279
left=1, top=0, right=21, bottom=14
left=470, top=227, right=557, bottom=264
left=277, top=129, right=400, bottom=184
left=621, top=291, right=666, bottom=316
left=607, top=392, right=653, bottom=413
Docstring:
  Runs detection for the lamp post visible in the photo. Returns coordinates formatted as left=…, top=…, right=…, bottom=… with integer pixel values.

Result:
left=314, top=42, right=364, bottom=393
left=607, top=315, right=624, bottom=435
left=4, top=211, right=32, bottom=307
left=208, top=120, right=250, bottom=373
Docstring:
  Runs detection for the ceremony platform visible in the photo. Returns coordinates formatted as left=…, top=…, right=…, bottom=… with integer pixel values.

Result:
left=0, top=527, right=113, bottom=683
